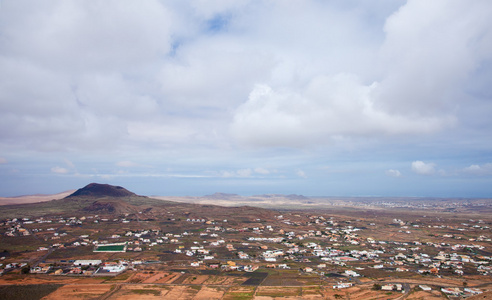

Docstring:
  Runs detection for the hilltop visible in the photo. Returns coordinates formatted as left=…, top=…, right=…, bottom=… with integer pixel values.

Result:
left=66, top=183, right=137, bottom=198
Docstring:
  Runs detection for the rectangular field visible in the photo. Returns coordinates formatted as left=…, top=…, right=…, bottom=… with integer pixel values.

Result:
left=94, top=244, right=126, bottom=252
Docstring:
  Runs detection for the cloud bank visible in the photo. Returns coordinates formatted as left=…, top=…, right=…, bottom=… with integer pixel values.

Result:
left=1, top=1, right=492, bottom=197
left=1, top=1, right=491, bottom=152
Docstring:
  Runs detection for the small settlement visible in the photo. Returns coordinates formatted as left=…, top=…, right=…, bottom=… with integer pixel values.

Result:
left=1, top=209, right=490, bottom=298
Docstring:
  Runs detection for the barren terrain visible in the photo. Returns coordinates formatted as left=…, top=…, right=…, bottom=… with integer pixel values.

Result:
left=0, top=184, right=490, bottom=299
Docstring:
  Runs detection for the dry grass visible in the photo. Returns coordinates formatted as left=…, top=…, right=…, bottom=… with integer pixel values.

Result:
left=42, top=284, right=112, bottom=300
left=223, top=286, right=256, bottom=300
left=256, top=286, right=301, bottom=297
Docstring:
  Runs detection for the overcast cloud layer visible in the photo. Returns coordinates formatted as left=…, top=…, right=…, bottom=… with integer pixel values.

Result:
left=1, top=0, right=492, bottom=197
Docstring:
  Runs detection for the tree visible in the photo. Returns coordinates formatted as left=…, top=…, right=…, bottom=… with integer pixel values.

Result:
left=21, top=265, right=30, bottom=274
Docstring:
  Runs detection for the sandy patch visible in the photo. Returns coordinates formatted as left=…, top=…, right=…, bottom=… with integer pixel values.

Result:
left=72, top=277, right=108, bottom=284
left=324, top=286, right=402, bottom=300
left=379, top=277, right=484, bottom=287
left=141, top=272, right=168, bottom=283
left=223, top=286, right=256, bottom=300
left=115, top=294, right=162, bottom=300
left=193, top=286, right=226, bottom=300
left=153, top=272, right=182, bottom=284
left=125, top=272, right=155, bottom=283
left=255, top=298, right=298, bottom=300
left=407, top=290, right=445, bottom=300
left=0, top=190, right=75, bottom=205
left=301, top=286, right=324, bottom=298
left=256, top=286, right=301, bottom=298
left=181, top=274, right=210, bottom=285
left=161, top=285, right=200, bottom=299
left=467, top=291, right=492, bottom=299
left=112, top=285, right=167, bottom=300
left=41, top=283, right=112, bottom=300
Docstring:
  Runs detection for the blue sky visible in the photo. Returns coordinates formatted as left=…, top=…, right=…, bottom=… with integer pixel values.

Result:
left=1, top=0, right=492, bottom=197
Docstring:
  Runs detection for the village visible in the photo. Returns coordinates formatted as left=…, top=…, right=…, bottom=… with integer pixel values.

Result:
left=1, top=206, right=490, bottom=299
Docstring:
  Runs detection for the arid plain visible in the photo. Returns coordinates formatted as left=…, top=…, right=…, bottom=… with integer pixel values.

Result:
left=0, top=184, right=490, bottom=299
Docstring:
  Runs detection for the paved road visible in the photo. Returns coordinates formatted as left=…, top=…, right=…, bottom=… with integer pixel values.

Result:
left=32, top=247, right=55, bottom=268
left=400, top=282, right=411, bottom=299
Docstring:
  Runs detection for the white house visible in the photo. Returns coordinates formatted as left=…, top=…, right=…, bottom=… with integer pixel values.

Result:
left=100, top=263, right=126, bottom=273
left=73, top=260, right=102, bottom=266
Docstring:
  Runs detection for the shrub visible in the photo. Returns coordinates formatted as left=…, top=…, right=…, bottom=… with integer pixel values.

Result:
left=21, top=265, right=30, bottom=274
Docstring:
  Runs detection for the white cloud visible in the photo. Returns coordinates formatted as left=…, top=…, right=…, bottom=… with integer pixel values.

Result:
left=218, top=168, right=278, bottom=178
left=50, top=159, right=75, bottom=175
left=230, top=0, right=492, bottom=147
left=116, top=161, right=145, bottom=168
left=51, top=166, right=69, bottom=174
left=0, top=157, right=7, bottom=164
left=254, top=167, right=270, bottom=175
left=231, top=76, right=453, bottom=147
left=0, top=1, right=175, bottom=152
left=411, top=161, right=436, bottom=175
left=236, top=168, right=252, bottom=177
left=1, top=1, right=174, bottom=72
left=220, top=171, right=234, bottom=178
left=463, top=163, right=492, bottom=175
left=296, top=170, right=307, bottom=178
left=465, top=164, right=481, bottom=172
left=219, top=168, right=276, bottom=178
left=220, top=169, right=252, bottom=178
left=158, top=40, right=274, bottom=110
left=63, top=159, right=75, bottom=169
left=386, top=169, right=402, bottom=177
left=1, top=1, right=491, bottom=153
left=377, top=1, right=492, bottom=114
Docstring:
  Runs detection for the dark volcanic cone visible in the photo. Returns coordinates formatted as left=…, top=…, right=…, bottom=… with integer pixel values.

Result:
left=83, top=201, right=118, bottom=213
left=66, top=183, right=137, bottom=198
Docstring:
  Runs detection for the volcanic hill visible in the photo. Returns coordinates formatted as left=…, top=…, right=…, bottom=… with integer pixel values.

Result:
left=0, top=183, right=177, bottom=219
left=0, top=183, right=277, bottom=224
left=66, top=183, right=137, bottom=198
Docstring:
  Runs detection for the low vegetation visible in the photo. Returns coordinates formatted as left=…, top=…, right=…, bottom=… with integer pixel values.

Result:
left=0, top=284, right=62, bottom=300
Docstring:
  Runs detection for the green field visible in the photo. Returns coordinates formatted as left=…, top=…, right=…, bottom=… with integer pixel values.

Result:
left=94, top=244, right=126, bottom=252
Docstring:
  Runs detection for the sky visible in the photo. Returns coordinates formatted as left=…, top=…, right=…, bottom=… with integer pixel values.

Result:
left=1, top=0, right=492, bottom=198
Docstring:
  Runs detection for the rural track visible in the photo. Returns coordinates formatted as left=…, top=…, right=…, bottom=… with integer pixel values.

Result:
left=31, top=246, right=55, bottom=268
left=97, top=283, right=122, bottom=300
left=394, top=282, right=411, bottom=300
